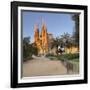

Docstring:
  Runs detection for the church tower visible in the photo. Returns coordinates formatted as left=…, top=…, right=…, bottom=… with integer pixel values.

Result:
left=34, top=21, right=49, bottom=55
left=41, top=22, right=49, bottom=54
left=34, top=24, right=43, bottom=55
left=34, top=24, right=39, bottom=43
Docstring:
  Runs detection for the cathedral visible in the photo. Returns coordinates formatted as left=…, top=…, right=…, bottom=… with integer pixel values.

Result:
left=33, top=22, right=79, bottom=55
left=34, top=22, right=49, bottom=55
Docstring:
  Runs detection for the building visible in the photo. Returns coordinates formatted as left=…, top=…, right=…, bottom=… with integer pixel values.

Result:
left=34, top=23, right=49, bottom=55
left=34, top=22, right=79, bottom=55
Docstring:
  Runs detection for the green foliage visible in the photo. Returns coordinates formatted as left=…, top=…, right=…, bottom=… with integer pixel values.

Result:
left=46, top=53, right=79, bottom=61
left=29, top=43, right=38, bottom=56
left=57, top=53, right=79, bottom=61
left=51, top=32, right=75, bottom=49
left=46, top=53, right=57, bottom=60
left=49, top=57, right=57, bottom=60
left=46, top=53, right=55, bottom=57
left=72, top=14, right=79, bottom=47
left=23, top=37, right=31, bottom=59
left=23, top=37, right=38, bottom=62
left=23, top=53, right=33, bottom=62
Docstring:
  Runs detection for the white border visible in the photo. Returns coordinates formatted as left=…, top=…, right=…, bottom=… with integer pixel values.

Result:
left=18, top=6, right=84, bottom=83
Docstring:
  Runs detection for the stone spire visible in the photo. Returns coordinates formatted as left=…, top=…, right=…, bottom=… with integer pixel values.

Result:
left=34, top=24, right=39, bottom=43
left=41, top=21, right=48, bottom=54
left=33, top=19, right=49, bottom=55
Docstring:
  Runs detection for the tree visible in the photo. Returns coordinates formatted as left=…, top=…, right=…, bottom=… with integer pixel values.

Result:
left=51, top=33, right=72, bottom=49
left=59, top=32, right=74, bottom=48
left=30, top=43, right=38, bottom=56
left=23, top=37, right=30, bottom=59
left=51, top=37, right=60, bottom=49
left=72, top=14, right=79, bottom=47
left=23, top=37, right=38, bottom=61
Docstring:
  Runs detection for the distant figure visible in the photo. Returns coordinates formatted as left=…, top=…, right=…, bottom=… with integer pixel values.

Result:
left=58, top=46, right=61, bottom=50
left=56, top=45, right=65, bottom=55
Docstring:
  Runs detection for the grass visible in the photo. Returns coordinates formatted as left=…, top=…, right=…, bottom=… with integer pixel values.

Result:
left=46, top=53, right=79, bottom=61
left=57, top=53, right=79, bottom=61
left=46, top=53, right=57, bottom=60
left=46, top=53, right=55, bottom=57
left=48, top=57, right=57, bottom=60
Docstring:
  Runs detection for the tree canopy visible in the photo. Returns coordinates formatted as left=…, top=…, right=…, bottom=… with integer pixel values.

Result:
left=72, top=14, right=79, bottom=47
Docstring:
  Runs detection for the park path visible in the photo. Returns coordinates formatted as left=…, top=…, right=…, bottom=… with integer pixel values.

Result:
left=22, top=56, right=67, bottom=77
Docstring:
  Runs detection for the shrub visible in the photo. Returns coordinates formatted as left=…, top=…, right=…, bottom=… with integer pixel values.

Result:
left=57, top=53, right=79, bottom=61
left=45, top=53, right=55, bottom=57
left=23, top=53, right=33, bottom=62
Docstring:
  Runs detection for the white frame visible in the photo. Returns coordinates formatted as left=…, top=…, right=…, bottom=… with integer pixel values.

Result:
left=18, top=6, right=84, bottom=83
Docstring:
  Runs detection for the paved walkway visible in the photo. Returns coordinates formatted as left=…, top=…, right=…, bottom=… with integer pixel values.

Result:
left=22, top=56, right=67, bottom=77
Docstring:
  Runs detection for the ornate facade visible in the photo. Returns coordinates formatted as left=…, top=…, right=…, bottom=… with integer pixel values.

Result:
left=34, top=23, right=49, bottom=55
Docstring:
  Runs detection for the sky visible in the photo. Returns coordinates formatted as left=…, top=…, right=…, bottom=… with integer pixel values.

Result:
left=22, top=11, right=75, bottom=42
